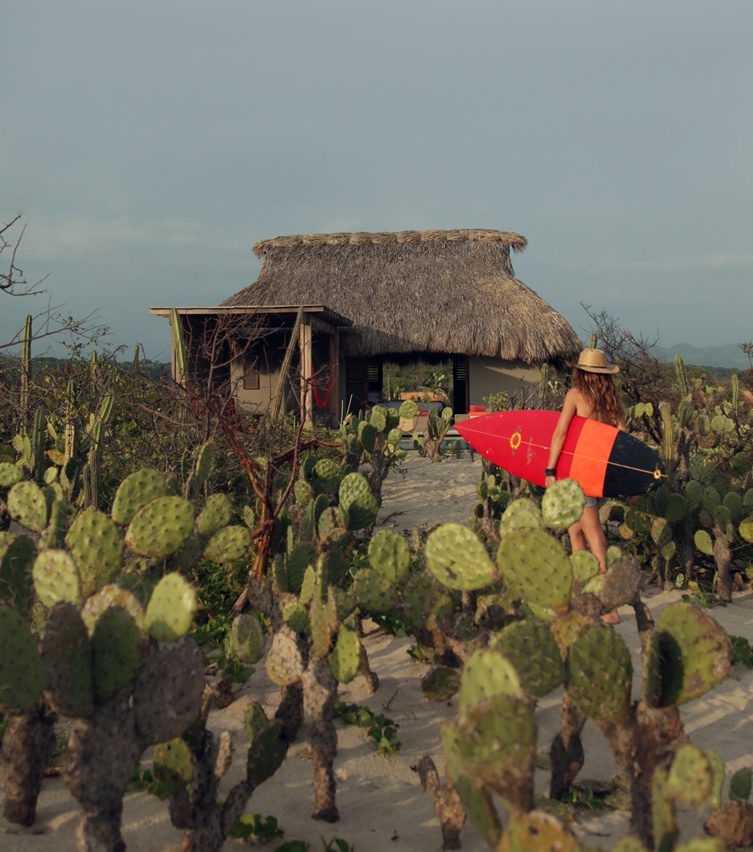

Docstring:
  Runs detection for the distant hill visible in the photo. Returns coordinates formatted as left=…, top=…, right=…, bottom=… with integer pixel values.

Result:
left=652, top=343, right=751, bottom=371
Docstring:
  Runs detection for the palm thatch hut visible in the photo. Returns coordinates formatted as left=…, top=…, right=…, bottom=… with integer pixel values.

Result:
left=221, top=229, right=580, bottom=416
left=151, top=228, right=581, bottom=423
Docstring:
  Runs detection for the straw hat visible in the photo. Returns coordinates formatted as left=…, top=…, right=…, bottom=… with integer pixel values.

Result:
left=574, top=348, right=620, bottom=374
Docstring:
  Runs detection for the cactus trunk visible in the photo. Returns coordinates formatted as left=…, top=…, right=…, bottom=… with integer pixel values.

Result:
left=1, top=704, right=56, bottom=826
left=302, top=656, right=339, bottom=822
left=549, top=691, right=586, bottom=800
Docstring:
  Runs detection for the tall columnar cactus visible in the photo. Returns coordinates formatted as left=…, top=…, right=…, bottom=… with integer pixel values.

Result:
left=19, top=314, right=32, bottom=430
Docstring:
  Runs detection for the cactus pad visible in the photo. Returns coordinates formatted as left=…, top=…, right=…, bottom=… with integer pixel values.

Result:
left=133, top=638, right=205, bottom=744
left=459, top=649, right=524, bottom=708
left=8, top=480, right=49, bottom=531
left=0, top=605, right=46, bottom=712
left=570, top=550, right=600, bottom=585
left=498, top=811, right=580, bottom=851
left=426, top=523, right=498, bottom=591
left=368, top=529, right=410, bottom=584
left=651, top=601, right=731, bottom=705
left=91, top=606, right=144, bottom=699
left=41, top=602, right=93, bottom=717
left=499, top=498, right=544, bottom=536
left=230, top=613, right=266, bottom=664
left=313, top=457, right=340, bottom=482
left=196, top=492, right=234, bottom=538
left=566, top=624, right=632, bottom=723
left=145, top=572, right=197, bottom=641
left=66, top=509, right=123, bottom=596
left=541, top=479, right=585, bottom=529
left=597, top=556, right=641, bottom=611
left=125, top=496, right=195, bottom=559
left=202, top=525, right=252, bottom=564
left=496, top=528, right=572, bottom=610
left=421, top=666, right=461, bottom=702
left=153, top=738, right=195, bottom=795
left=339, top=472, right=378, bottom=530
left=667, top=744, right=713, bottom=805
left=329, top=625, right=360, bottom=684
left=287, top=542, right=317, bottom=593
left=0, top=462, right=23, bottom=489
left=310, top=583, right=339, bottom=660
left=294, top=479, right=314, bottom=506
left=33, top=549, right=83, bottom=608
left=401, top=572, right=454, bottom=634
left=81, top=584, right=145, bottom=635
left=491, top=619, right=565, bottom=700
left=453, top=693, right=536, bottom=799
left=244, top=701, right=268, bottom=744
left=111, top=468, right=169, bottom=525
left=353, top=568, right=396, bottom=615
left=0, top=533, right=35, bottom=615
left=265, top=631, right=304, bottom=686
left=283, top=602, right=309, bottom=633
left=247, top=719, right=289, bottom=788
left=359, top=423, right=377, bottom=454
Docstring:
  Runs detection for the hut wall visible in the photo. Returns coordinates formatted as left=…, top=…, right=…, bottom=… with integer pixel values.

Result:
left=469, top=358, right=542, bottom=406
left=229, top=333, right=289, bottom=414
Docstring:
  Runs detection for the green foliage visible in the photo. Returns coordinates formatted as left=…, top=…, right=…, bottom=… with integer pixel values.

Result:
left=229, top=813, right=284, bottom=843
left=729, top=634, right=753, bottom=667
left=333, top=700, right=401, bottom=755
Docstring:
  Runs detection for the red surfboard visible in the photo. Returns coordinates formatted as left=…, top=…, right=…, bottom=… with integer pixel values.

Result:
left=455, top=410, right=664, bottom=498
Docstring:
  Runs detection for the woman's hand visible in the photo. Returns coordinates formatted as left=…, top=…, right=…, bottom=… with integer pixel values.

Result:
left=545, top=475, right=556, bottom=488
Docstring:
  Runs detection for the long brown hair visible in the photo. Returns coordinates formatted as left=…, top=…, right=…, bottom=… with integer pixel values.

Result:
left=572, top=369, right=624, bottom=426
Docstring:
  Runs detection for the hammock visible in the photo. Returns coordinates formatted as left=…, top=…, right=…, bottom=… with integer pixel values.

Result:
left=312, top=355, right=333, bottom=409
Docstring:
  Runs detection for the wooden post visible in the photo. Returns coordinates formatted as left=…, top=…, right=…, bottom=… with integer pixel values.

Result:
left=299, top=321, right=313, bottom=427
left=272, top=308, right=304, bottom=420
left=330, top=330, right=340, bottom=423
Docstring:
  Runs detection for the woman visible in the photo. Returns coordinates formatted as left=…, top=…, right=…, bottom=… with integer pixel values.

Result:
left=545, top=348, right=626, bottom=624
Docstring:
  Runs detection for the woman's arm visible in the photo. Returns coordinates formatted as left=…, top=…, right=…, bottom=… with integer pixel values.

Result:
left=545, top=389, right=579, bottom=487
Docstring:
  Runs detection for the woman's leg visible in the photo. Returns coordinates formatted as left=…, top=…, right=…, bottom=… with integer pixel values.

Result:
left=578, top=506, right=621, bottom=624
left=568, top=520, right=587, bottom=553
left=579, top=506, right=607, bottom=574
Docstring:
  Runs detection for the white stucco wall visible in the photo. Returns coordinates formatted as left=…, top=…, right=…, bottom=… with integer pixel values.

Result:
left=230, top=358, right=282, bottom=414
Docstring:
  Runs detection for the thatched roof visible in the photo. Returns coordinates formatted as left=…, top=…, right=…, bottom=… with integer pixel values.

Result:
left=223, top=229, right=581, bottom=362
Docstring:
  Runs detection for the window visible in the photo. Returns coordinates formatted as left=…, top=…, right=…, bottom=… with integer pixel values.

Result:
left=243, top=362, right=260, bottom=390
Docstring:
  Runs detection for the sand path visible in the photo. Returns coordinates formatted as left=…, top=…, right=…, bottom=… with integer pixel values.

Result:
left=2, top=455, right=752, bottom=850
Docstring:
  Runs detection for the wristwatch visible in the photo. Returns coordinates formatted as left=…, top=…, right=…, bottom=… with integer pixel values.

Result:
left=545, top=468, right=556, bottom=477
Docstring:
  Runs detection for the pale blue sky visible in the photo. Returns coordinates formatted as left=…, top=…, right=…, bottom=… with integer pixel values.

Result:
left=3, top=0, right=752, bottom=359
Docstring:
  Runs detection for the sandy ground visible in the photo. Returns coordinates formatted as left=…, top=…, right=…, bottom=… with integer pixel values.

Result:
left=2, top=454, right=753, bottom=850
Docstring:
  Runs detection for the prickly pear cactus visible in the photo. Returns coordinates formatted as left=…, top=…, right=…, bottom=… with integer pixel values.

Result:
left=458, top=649, right=524, bottom=708
left=491, top=619, right=565, bottom=700
left=144, top=572, right=197, bottom=642
left=202, top=525, right=252, bottom=564
left=647, top=601, right=731, bottom=706
left=81, top=584, right=145, bottom=635
left=499, top=498, right=544, bottom=536
left=496, top=528, right=572, bottom=610
left=368, top=529, right=410, bottom=584
left=41, top=602, right=93, bottom=717
left=111, top=468, right=169, bottom=525
left=264, top=631, right=304, bottom=686
left=497, top=811, right=580, bottom=851
left=91, top=606, right=144, bottom=699
left=66, top=509, right=123, bottom=596
left=328, top=625, right=360, bottom=684
left=338, top=472, right=378, bottom=530
left=0, top=605, right=46, bottom=712
left=541, top=478, right=585, bottom=529
left=425, top=523, right=498, bottom=591
left=566, top=623, right=632, bottom=724
left=32, top=549, right=82, bottom=608
left=229, top=613, right=265, bottom=664
left=8, top=480, right=49, bottom=532
left=196, top=493, right=234, bottom=539
left=125, top=496, right=194, bottom=559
